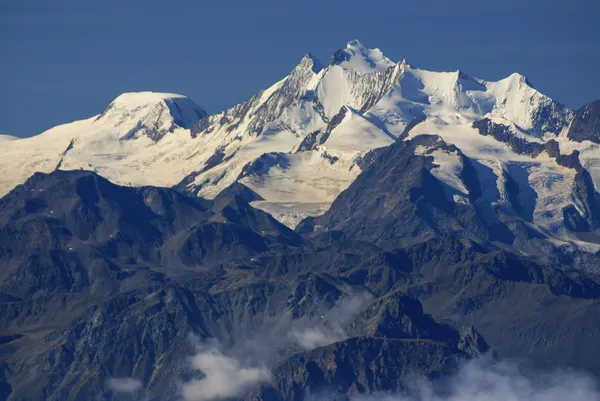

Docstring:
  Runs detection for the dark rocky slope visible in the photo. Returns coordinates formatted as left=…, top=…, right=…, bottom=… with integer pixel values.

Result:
left=568, top=100, right=600, bottom=143
left=1, top=167, right=600, bottom=400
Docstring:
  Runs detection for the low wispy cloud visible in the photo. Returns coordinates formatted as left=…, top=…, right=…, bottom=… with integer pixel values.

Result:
left=180, top=292, right=372, bottom=401
left=291, top=326, right=341, bottom=350
left=178, top=290, right=600, bottom=401
left=353, top=356, right=600, bottom=401
left=181, top=343, right=271, bottom=401
left=290, top=292, right=372, bottom=350
left=107, top=377, right=143, bottom=395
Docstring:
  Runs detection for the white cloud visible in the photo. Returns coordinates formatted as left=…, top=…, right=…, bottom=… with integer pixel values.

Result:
left=180, top=292, right=370, bottom=401
left=291, top=326, right=344, bottom=350
left=290, top=292, right=372, bottom=350
left=182, top=346, right=271, bottom=401
left=353, top=356, right=600, bottom=401
left=107, top=377, right=142, bottom=395
left=177, top=290, right=600, bottom=401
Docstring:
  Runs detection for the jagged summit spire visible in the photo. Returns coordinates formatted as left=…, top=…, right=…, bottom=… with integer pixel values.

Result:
left=299, top=52, right=324, bottom=74
left=330, top=39, right=396, bottom=73
left=345, top=39, right=366, bottom=49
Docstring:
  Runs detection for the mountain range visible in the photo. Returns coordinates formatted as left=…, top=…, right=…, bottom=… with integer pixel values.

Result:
left=3, top=40, right=599, bottom=240
left=1, top=40, right=600, bottom=401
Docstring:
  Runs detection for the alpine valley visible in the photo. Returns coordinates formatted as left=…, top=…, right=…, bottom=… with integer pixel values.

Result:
left=1, top=41, right=600, bottom=401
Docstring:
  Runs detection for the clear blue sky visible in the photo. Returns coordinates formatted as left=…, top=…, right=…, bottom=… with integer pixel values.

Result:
left=1, top=0, right=599, bottom=137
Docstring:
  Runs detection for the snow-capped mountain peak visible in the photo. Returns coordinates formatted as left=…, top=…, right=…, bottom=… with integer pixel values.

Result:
left=96, top=92, right=207, bottom=141
left=330, top=39, right=396, bottom=73
left=484, top=73, right=573, bottom=137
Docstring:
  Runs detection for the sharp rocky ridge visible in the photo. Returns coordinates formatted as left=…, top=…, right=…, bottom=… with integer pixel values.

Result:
left=0, top=40, right=599, bottom=255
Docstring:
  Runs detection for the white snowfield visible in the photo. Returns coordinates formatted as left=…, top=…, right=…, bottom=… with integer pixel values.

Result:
left=1, top=40, right=599, bottom=249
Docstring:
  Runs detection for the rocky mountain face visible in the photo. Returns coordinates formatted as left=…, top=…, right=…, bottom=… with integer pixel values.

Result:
left=0, top=170, right=482, bottom=401
left=1, top=166, right=600, bottom=400
left=245, top=338, right=465, bottom=401
left=300, top=108, right=600, bottom=258
left=568, top=100, right=600, bottom=143
left=297, top=134, right=489, bottom=247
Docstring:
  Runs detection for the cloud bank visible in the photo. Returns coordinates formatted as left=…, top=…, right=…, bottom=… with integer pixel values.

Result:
left=355, top=356, right=600, bottom=401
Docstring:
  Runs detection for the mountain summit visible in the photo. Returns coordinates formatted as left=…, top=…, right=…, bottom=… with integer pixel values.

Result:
left=97, top=92, right=207, bottom=141
left=330, top=39, right=396, bottom=72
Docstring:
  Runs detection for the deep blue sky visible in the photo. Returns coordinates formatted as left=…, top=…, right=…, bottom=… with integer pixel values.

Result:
left=1, top=0, right=599, bottom=137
